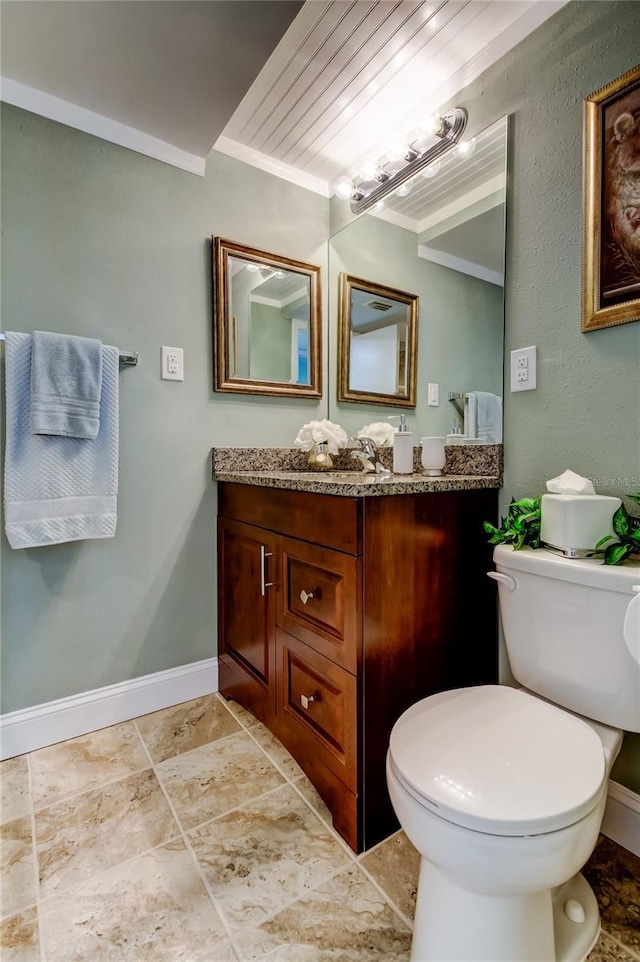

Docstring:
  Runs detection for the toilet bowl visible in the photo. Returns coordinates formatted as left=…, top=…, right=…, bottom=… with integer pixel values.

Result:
left=387, top=685, right=622, bottom=962
left=386, top=544, right=639, bottom=962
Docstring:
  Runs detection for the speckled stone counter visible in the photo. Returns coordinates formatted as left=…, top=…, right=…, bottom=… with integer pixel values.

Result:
left=211, top=446, right=502, bottom=498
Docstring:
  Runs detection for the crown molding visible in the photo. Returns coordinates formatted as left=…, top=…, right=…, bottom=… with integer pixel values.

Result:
left=419, top=244, right=504, bottom=287
left=0, top=77, right=206, bottom=176
left=214, top=135, right=330, bottom=197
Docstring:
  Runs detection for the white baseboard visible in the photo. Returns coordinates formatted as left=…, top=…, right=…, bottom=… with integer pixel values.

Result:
left=602, top=780, right=640, bottom=857
left=0, top=658, right=218, bottom=760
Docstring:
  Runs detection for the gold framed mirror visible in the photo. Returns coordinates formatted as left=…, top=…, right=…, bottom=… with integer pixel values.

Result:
left=212, top=237, right=322, bottom=398
left=337, top=273, right=418, bottom=407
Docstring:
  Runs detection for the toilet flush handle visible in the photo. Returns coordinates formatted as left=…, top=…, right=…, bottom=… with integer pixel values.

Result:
left=487, top=571, right=517, bottom=591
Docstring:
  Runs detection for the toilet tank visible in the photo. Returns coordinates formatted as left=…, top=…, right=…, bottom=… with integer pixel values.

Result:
left=492, top=545, right=640, bottom=732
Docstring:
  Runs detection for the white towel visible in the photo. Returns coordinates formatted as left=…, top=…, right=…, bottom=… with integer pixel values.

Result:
left=30, top=330, right=103, bottom=439
left=4, top=332, right=119, bottom=549
left=475, top=391, right=503, bottom=443
left=464, top=393, right=478, bottom=439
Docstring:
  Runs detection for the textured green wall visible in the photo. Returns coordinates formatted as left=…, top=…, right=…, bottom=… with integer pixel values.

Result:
left=443, top=0, right=640, bottom=793
left=0, top=105, right=328, bottom=712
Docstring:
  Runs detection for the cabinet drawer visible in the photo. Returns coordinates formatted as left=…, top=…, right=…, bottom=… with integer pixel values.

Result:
left=276, top=630, right=357, bottom=793
left=278, top=537, right=360, bottom=673
left=218, top=483, right=360, bottom=554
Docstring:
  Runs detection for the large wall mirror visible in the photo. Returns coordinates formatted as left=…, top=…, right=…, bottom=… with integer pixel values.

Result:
left=329, top=115, right=508, bottom=438
left=213, top=237, right=322, bottom=398
left=338, top=273, right=418, bottom=407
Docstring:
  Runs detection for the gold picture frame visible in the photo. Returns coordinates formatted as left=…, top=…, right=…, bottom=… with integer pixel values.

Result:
left=582, top=63, right=640, bottom=332
left=337, top=273, right=418, bottom=408
left=212, top=237, right=322, bottom=397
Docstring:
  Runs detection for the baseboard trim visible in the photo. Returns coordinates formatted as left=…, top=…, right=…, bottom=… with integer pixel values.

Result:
left=602, top=780, right=640, bottom=857
left=0, top=658, right=218, bottom=760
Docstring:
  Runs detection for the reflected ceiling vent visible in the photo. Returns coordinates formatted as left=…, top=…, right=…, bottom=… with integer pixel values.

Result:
left=366, top=300, right=394, bottom=312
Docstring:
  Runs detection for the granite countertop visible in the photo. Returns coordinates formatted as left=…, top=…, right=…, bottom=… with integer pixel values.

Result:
left=211, top=446, right=502, bottom=498
left=212, top=468, right=500, bottom=497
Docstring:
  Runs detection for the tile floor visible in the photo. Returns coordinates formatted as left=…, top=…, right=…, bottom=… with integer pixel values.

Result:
left=1, top=693, right=639, bottom=961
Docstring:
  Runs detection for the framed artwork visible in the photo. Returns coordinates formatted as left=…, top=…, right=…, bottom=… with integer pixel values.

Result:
left=582, top=63, right=640, bottom=332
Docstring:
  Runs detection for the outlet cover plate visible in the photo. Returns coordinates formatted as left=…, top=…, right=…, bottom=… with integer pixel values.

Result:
left=510, top=346, right=536, bottom=392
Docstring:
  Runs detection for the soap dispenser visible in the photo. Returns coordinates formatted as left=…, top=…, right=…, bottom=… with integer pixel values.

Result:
left=389, top=415, right=414, bottom=475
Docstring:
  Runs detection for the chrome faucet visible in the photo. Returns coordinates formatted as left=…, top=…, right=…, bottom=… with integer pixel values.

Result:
left=350, top=437, right=392, bottom=476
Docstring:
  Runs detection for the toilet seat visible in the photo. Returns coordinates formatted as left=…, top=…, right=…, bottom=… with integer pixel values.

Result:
left=388, top=685, right=606, bottom=837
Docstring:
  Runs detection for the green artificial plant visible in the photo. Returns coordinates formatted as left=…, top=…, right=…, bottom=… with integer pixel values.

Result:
left=483, top=496, right=542, bottom=550
left=595, top=493, right=640, bottom=565
left=484, top=492, right=640, bottom=565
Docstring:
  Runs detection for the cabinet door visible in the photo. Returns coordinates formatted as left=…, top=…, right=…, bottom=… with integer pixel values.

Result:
left=218, top=517, right=277, bottom=722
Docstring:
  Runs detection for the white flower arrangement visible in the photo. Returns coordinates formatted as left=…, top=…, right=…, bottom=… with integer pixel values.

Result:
left=358, top=421, right=397, bottom=448
left=294, top=419, right=349, bottom=456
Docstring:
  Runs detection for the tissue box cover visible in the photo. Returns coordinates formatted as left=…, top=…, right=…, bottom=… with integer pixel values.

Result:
left=541, top=494, right=621, bottom=552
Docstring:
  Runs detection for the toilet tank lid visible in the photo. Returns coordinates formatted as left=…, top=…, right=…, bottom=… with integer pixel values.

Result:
left=493, top=545, right=640, bottom=593
left=389, top=686, right=606, bottom=837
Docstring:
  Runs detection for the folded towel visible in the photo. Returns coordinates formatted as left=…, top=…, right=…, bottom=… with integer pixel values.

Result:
left=474, top=391, right=503, bottom=443
left=4, top=332, right=119, bottom=549
left=463, top=393, right=478, bottom=439
left=31, top=330, right=103, bottom=439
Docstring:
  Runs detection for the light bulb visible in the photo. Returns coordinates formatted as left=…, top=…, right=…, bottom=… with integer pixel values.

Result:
left=426, top=113, right=444, bottom=135
left=334, top=176, right=353, bottom=200
left=373, top=200, right=385, bottom=212
left=457, top=137, right=476, bottom=157
left=360, top=157, right=379, bottom=181
left=421, top=160, right=441, bottom=178
left=395, top=181, right=413, bottom=197
left=246, top=264, right=260, bottom=272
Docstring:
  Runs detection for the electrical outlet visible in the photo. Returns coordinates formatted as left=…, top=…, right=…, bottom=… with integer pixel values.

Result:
left=510, top=346, right=537, bottom=392
left=161, top=346, right=184, bottom=381
left=427, top=382, right=439, bottom=406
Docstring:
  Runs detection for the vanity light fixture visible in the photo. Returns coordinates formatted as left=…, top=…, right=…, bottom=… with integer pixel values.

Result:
left=341, top=107, right=468, bottom=214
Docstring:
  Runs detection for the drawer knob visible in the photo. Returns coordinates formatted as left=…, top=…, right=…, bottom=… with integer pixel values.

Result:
left=299, top=589, right=315, bottom=605
left=300, top=694, right=316, bottom=709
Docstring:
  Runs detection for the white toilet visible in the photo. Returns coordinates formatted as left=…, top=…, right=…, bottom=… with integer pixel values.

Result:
left=387, top=544, right=640, bottom=962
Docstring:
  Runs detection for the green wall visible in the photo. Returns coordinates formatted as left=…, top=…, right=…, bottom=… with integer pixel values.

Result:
left=0, top=105, right=328, bottom=713
left=444, top=0, right=640, bottom=792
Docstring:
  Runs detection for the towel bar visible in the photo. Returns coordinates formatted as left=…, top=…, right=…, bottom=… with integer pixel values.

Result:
left=448, top=391, right=467, bottom=418
left=0, top=332, right=138, bottom=365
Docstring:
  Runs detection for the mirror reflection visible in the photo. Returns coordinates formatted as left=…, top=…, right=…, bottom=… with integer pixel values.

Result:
left=213, top=238, right=321, bottom=398
left=329, top=115, right=507, bottom=439
left=338, top=273, right=418, bottom=407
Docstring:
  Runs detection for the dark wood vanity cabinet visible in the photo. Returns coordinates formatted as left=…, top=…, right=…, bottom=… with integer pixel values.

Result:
left=217, top=482, right=498, bottom=853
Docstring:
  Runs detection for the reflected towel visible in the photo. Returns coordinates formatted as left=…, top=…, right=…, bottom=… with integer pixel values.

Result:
left=464, top=393, right=478, bottom=439
left=4, top=332, right=119, bottom=549
left=31, top=330, right=102, bottom=439
left=475, top=391, right=502, bottom=443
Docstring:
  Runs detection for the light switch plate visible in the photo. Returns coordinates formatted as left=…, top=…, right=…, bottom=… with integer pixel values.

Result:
left=427, top=382, right=440, bottom=406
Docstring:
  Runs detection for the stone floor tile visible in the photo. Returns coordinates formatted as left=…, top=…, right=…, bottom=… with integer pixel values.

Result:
left=0, top=815, right=37, bottom=919
left=156, top=732, right=284, bottom=831
left=0, top=758, right=30, bottom=825
left=136, top=694, right=241, bottom=764
left=35, top=768, right=177, bottom=897
left=232, top=865, right=411, bottom=961
left=29, top=721, right=148, bottom=811
left=40, top=838, right=235, bottom=961
left=359, top=830, right=420, bottom=921
left=189, top=783, right=350, bottom=929
left=0, top=907, right=40, bottom=962
left=583, top=836, right=640, bottom=953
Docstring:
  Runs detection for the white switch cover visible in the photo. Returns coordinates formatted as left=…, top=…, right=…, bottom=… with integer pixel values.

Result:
left=161, top=346, right=184, bottom=381
left=427, top=382, right=440, bottom=406
left=510, top=346, right=537, bottom=392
